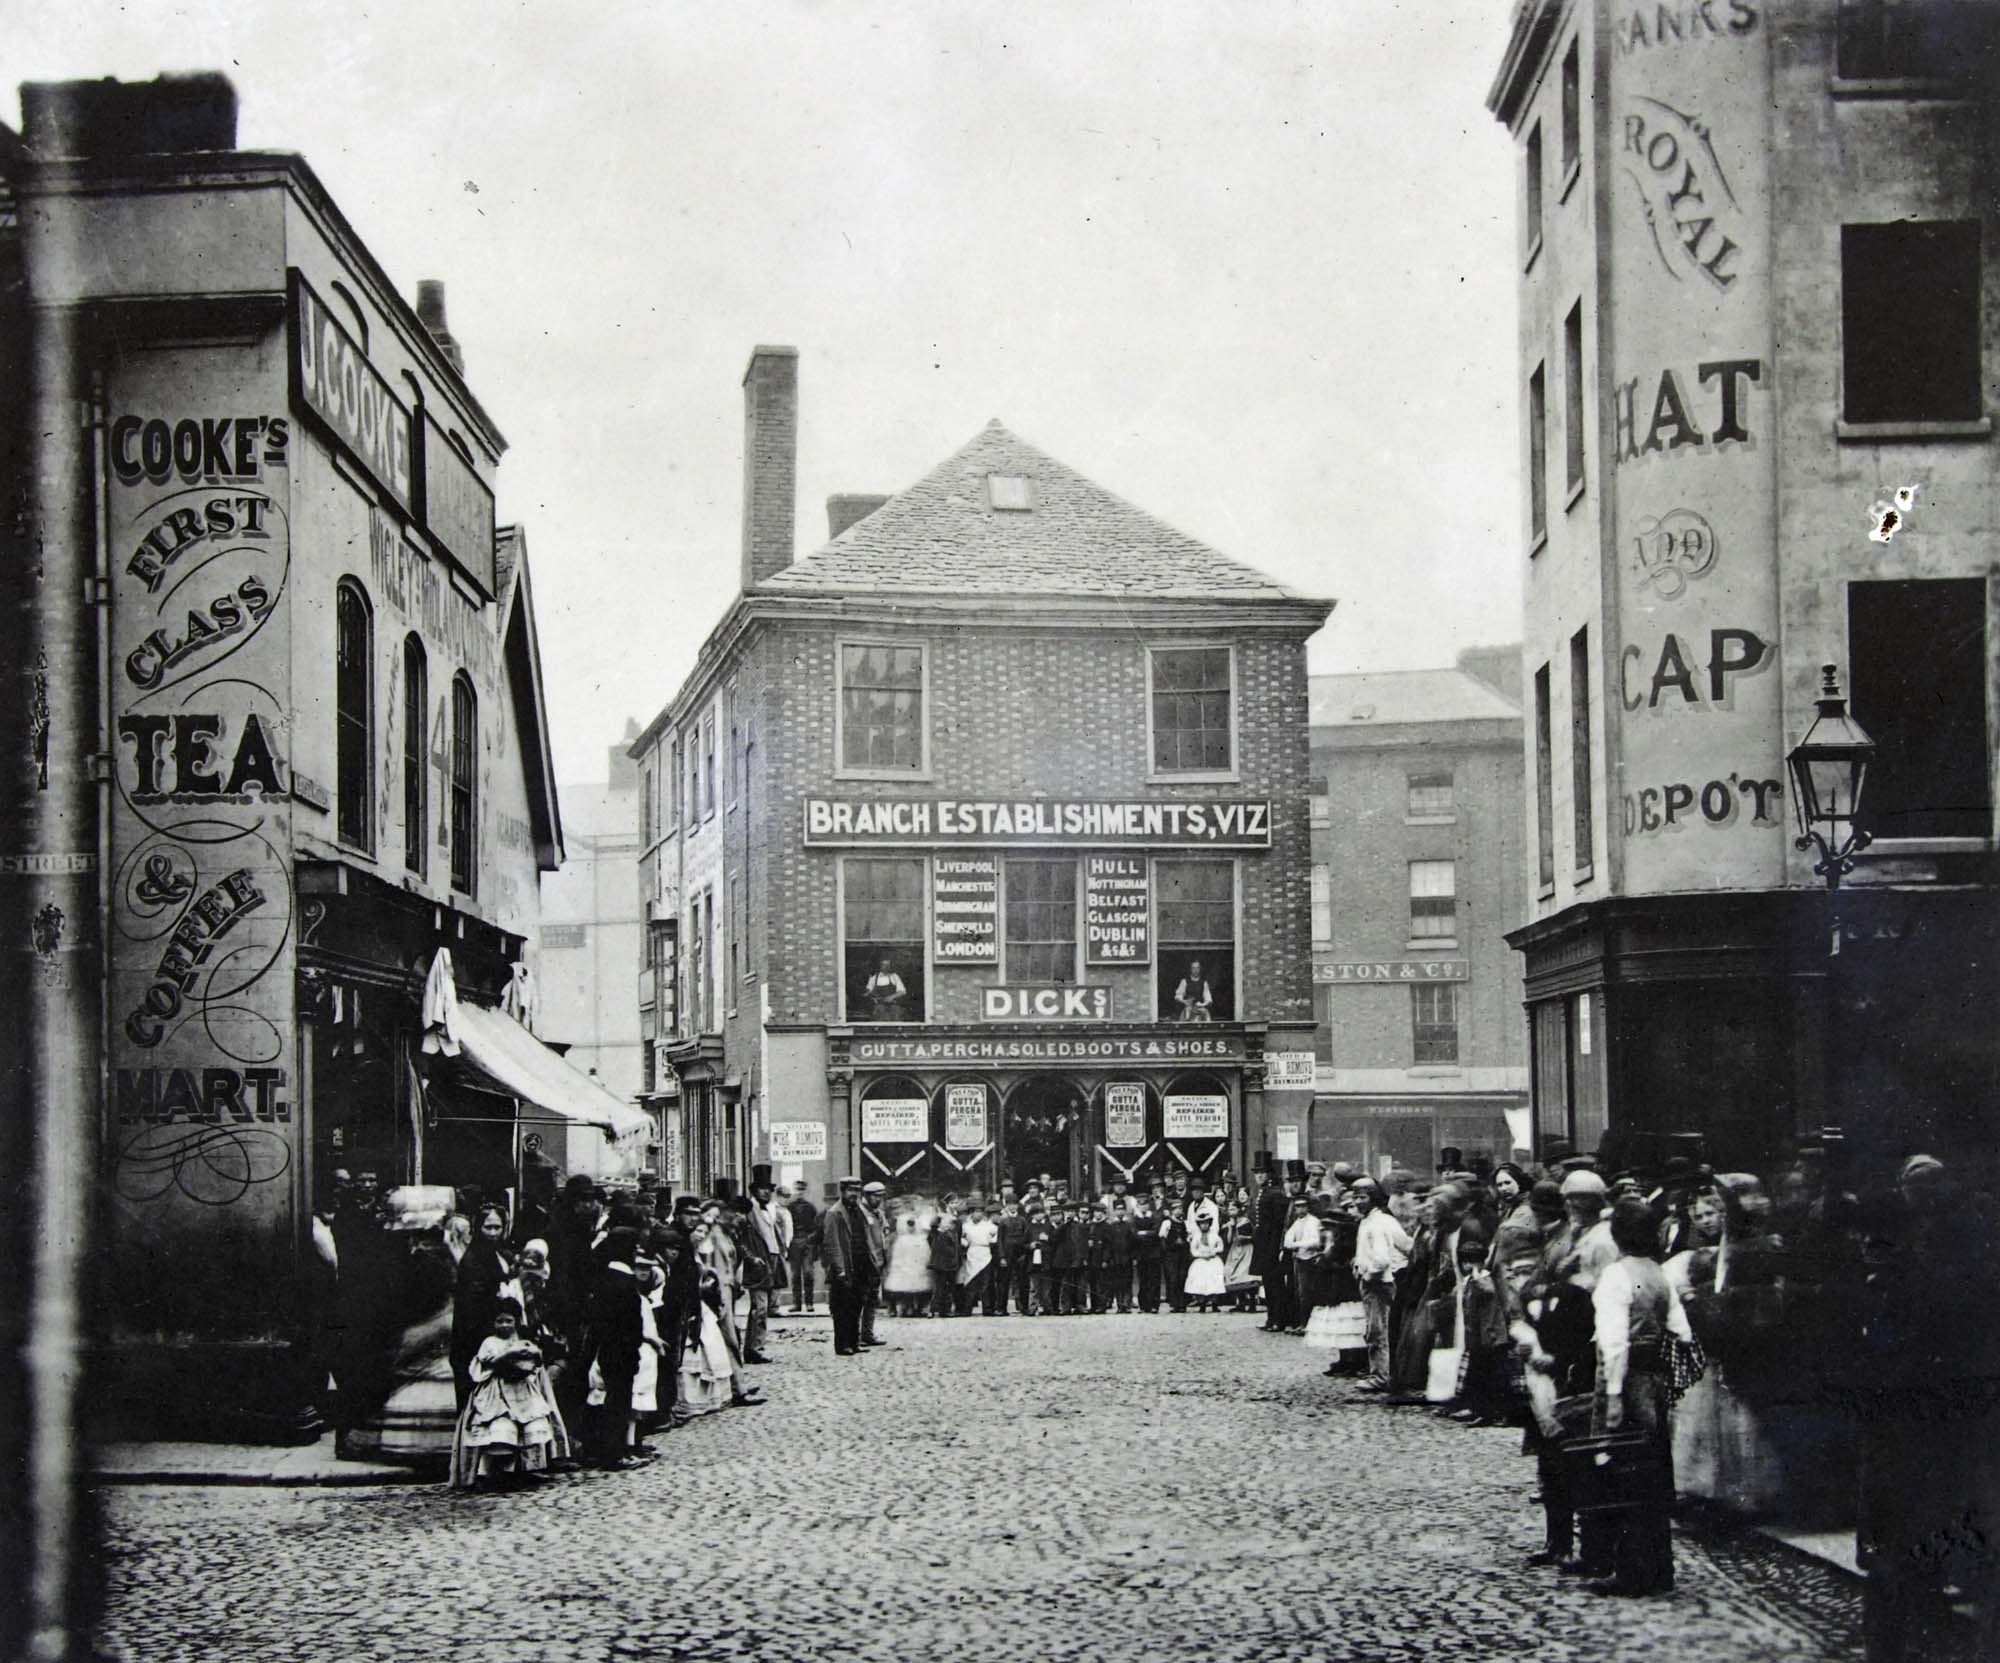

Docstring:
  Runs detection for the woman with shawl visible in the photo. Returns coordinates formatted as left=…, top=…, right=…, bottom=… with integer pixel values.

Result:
left=450, top=1205, right=515, bottom=1406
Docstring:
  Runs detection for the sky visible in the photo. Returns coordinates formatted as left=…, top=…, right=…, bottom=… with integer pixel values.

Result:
left=11, top=0, right=1522, bottom=787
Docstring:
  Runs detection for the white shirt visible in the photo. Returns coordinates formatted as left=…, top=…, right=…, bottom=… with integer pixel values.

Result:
left=1354, top=1210, right=1413, bottom=1283
left=1283, top=1214, right=1322, bottom=1255
left=961, top=1217, right=1000, bottom=1278
left=1592, top=1257, right=1693, bottom=1396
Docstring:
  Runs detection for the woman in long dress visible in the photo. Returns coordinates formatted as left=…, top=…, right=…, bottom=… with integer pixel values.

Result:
left=1185, top=1215, right=1228, bottom=1311
left=1222, top=1198, right=1259, bottom=1309
left=884, top=1210, right=932, bottom=1316
left=451, top=1205, right=514, bottom=1405
left=1304, top=1210, right=1367, bottom=1366
left=679, top=1218, right=765, bottom=1416
left=450, top=1298, right=558, bottom=1490
left=342, top=1187, right=462, bottom=1466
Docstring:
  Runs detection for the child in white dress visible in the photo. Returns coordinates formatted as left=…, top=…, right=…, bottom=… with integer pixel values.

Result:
left=450, top=1299, right=557, bottom=1489
left=1185, top=1219, right=1227, bottom=1311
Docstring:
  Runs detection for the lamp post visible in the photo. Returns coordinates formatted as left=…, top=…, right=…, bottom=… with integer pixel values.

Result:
left=1787, top=662, right=1876, bottom=899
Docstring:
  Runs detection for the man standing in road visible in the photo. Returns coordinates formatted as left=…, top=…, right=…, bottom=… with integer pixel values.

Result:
left=786, top=1182, right=822, bottom=1314
left=858, top=1181, right=891, bottom=1345
left=1252, top=1162, right=1299, bottom=1332
left=820, top=1177, right=873, bottom=1357
left=1131, top=1188, right=1164, bottom=1313
left=745, top=1165, right=790, bottom=1364
left=1096, top=1197, right=1136, bottom=1313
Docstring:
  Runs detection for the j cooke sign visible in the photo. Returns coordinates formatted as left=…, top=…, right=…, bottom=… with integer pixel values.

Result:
left=804, top=796, right=1271, bottom=849
left=980, top=984, right=1112, bottom=1022
left=417, top=413, right=496, bottom=593
left=861, top=1098, right=928, bottom=1143
left=932, top=854, right=997, bottom=962
left=291, top=271, right=412, bottom=511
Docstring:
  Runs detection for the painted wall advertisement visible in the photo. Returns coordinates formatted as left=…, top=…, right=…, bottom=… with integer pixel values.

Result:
left=1104, top=1082, right=1146, bottom=1147
left=108, top=342, right=299, bottom=1338
left=944, top=1083, right=989, bottom=1150
left=931, top=853, right=997, bottom=962
left=1085, top=854, right=1150, bottom=964
left=1608, top=7, right=1784, bottom=892
left=769, top=1121, right=827, bottom=1162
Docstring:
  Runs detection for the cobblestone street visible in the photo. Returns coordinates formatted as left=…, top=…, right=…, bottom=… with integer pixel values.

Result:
left=96, top=1311, right=1862, bottom=1663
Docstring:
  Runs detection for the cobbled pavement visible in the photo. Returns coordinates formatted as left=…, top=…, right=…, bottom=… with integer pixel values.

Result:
left=94, top=1309, right=1863, bottom=1663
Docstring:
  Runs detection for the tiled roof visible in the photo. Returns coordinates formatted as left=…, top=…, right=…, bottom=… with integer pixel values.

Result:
left=761, top=420, right=1304, bottom=601
left=1310, top=667, right=1522, bottom=728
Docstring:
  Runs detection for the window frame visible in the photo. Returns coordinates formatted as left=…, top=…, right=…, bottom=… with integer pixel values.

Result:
left=667, top=738, right=682, bottom=831
left=1838, top=219, right=1987, bottom=434
left=401, top=632, right=427, bottom=876
left=1412, top=982, right=1460, bottom=1067
left=1528, top=363, right=1548, bottom=550
left=1535, top=662, right=1556, bottom=893
left=1408, top=858, right=1457, bottom=948
left=1563, top=300, right=1586, bottom=499
left=1145, top=642, right=1239, bottom=782
left=1154, top=856, right=1240, bottom=1022
left=1570, top=626, right=1594, bottom=876
left=449, top=672, right=478, bottom=897
left=834, top=636, right=932, bottom=781
left=838, top=854, right=930, bottom=1024
left=1001, top=856, right=1081, bottom=985
left=1524, top=120, right=1544, bottom=269
left=701, top=711, right=717, bottom=820
left=335, top=578, right=375, bottom=854
left=1310, top=862, right=1332, bottom=949
left=1406, top=771, right=1456, bottom=822
left=1559, top=37, right=1581, bottom=192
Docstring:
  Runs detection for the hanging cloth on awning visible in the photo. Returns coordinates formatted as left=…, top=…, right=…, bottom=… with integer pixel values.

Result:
left=420, top=947, right=461, bottom=1057
left=450, top=1000, right=653, bottom=1140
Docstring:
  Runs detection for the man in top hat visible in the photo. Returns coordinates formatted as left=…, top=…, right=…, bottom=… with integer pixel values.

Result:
left=1253, top=1160, right=1304, bottom=1331
left=744, top=1165, right=790, bottom=1364
left=858, top=1181, right=891, bottom=1345
left=819, top=1178, right=874, bottom=1356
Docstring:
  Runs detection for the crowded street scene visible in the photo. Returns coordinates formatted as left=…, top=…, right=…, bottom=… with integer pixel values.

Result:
left=4, top=3, right=1997, bottom=1662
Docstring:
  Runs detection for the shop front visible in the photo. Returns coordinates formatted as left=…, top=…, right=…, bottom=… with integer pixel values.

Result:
left=833, top=1026, right=1264, bottom=1199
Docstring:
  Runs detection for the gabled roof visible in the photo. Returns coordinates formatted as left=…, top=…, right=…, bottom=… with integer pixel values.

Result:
left=496, top=525, right=564, bottom=872
left=1310, top=667, right=1522, bottom=729
left=761, top=420, right=1306, bottom=601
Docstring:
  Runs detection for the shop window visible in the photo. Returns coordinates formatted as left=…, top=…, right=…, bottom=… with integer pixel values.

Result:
left=1150, top=646, right=1233, bottom=774
left=401, top=634, right=426, bottom=875
left=1528, top=364, right=1547, bottom=544
left=1560, top=38, right=1579, bottom=177
left=1570, top=626, right=1593, bottom=868
left=1564, top=301, right=1585, bottom=491
left=1524, top=121, right=1543, bottom=258
left=1157, top=859, right=1235, bottom=1021
left=450, top=673, right=477, bottom=894
left=1409, top=859, right=1456, bottom=941
left=1413, top=982, right=1459, bottom=1065
left=843, top=858, right=926, bottom=1022
left=838, top=641, right=927, bottom=773
left=1407, top=772, right=1454, bottom=818
left=1842, top=221, right=1981, bottom=424
left=1535, top=663, right=1555, bottom=888
left=335, top=579, right=373, bottom=852
left=1310, top=863, right=1332, bottom=948
left=1313, top=983, right=1335, bottom=1064
left=1005, top=857, right=1077, bottom=983
left=1849, top=578, right=1991, bottom=839
left=1837, top=0, right=1998, bottom=79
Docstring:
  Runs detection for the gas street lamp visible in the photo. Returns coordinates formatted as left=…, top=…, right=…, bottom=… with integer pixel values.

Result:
left=1787, top=662, right=1876, bottom=892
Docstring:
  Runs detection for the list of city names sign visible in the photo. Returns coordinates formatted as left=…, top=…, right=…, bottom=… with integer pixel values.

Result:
left=932, top=853, right=997, bottom=962
left=1085, top=854, right=1150, bottom=964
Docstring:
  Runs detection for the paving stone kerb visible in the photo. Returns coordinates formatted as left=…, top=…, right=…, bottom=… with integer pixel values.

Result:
left=96, top=1312, right=1861, bottom=1663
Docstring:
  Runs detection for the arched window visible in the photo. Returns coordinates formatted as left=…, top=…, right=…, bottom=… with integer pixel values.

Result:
left=450, top=673, right=477, bottom=895
left=402, top=635, right=428, bottom=874
left=335, top=580, right=374, bottom=851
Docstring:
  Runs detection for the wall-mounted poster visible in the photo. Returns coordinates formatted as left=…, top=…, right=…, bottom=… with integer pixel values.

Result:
left=944, top=1084, right=988, bottom=1150
left=1164, top=1094, right=1228, bottom=1139
left=1104, top=1082, right=1146, bottom=1148
left=861, top=1098, right=928, bottom=1143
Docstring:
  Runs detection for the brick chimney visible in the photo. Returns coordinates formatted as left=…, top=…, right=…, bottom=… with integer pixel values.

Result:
left=415, top=280, right=465, bottom=375
left=827, top=494, right=889, bottom=539
left=21, top=72, right=237, bottom=160
left=740, top=346, right=798, bottom=590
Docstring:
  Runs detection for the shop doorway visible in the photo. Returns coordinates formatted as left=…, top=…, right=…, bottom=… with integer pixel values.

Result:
left=1003, top=1076, right=1086, bottom=1196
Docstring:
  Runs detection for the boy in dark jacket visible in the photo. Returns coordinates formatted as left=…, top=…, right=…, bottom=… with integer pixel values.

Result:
left=1026, top=1206, right=1058, bottom=1315
left=1096, top=1199, right=1136, bottom=1313
left=1050, top=1204, right=1085, bottom=1314
left=994, top=1200, right=1029, bottom=1316
left=928, top=1208, right=963, bottom=1318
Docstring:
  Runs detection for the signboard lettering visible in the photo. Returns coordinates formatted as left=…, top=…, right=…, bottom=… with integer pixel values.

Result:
left=861, top=1098, right=928, bottom=1143
left=1164, top=1094, right=1229, bottom=1140
left=291, top=271, right=413, bottom=510
left=1315, top=959, right=1468, bottom=984
left=931, top=853, right=997, bottom=962
left=944, top=1084, right=988, bottom=1150
left=1085, top=854, right=1150, bottom=963
left=980, top=984, right=1112, bottom=1022
left=854, top=1033, right=1242, bottom=1066
left=1265, top=1051, right=1316, bottom=1090
left=769, top=1121, right=827, bottom=1162
left=417, top=412, right=496, bottom=593
left=804, top=796, right=1271, bottom=849
left=1104, top=1082, right=1146, bottom=1148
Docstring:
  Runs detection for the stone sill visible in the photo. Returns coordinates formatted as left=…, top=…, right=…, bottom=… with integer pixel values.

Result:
left=1831, top=76, right=1978, bottom=101
left=1836, top=417, right=1991, bottom=443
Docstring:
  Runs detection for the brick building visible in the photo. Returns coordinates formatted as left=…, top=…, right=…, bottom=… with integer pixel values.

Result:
left=631, top=349, right=1332, bottom=1200
left=1308, top=657, right=1530, bottom=1177
left=0, top=74, right=644, bottom=1435
left=1488, top=1, right=1999, bottom=1171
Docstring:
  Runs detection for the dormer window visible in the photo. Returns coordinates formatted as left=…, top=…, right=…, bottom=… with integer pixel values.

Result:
left=987, top=474, right=1035, bottom=511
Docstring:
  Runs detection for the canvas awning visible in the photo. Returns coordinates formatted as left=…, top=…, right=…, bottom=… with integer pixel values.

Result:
left=451, top=1001, right=652, bottom=1140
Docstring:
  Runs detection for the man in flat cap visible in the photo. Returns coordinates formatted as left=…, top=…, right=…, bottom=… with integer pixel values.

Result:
left=820, top=1177, right=873, bottom=1357
left=858, top=1181, right=891, bottom=1346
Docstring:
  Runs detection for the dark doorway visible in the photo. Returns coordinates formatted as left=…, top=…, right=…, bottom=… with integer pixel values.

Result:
left=1003, top=1076, right=1086, bottom=1195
